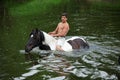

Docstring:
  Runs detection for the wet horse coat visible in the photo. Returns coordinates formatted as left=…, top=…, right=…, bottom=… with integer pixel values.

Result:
left=25, top=29, right=89, bottom=52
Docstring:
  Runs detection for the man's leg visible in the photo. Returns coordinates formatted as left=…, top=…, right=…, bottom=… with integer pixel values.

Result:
left=56, top=37, right=65, bottom=51
left=56, top=45, right=64, bottom=51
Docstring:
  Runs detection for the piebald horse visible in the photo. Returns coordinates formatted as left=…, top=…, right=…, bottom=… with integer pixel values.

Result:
left=25, top=28, right=89, bottom=52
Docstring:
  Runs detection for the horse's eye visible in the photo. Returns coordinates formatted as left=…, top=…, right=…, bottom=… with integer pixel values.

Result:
left=30, top=34, right=34, bottom=38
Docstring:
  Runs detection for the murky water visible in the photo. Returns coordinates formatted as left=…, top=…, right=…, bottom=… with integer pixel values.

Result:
left=15, top=35, right=120, bottom=80
left=0, top=0, right=120, bottom=80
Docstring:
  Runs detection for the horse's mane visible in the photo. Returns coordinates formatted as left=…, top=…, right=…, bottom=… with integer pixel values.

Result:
left=42, top=31, right=57, bottom=42
left=41, top=31, right=57, bottom=50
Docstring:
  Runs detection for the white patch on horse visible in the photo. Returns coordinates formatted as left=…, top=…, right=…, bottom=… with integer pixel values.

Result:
left=66, top=36, right=80, bottom=41
left=42, top=32, right=57, bottom=50
left=31, top=34, right=33, bottom=38
left=42, top=31, right=73, bottom=51
left=62, top=41, right=72, bottom=51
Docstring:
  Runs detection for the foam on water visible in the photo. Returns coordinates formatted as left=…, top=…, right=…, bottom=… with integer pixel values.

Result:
left=22, top=70, right=39, bottom=77
left=91, top=70, right=117, bottom=80
left=14, top=69, right=39, bottom=80
left=14, top=64, right=42, bottom=80
left=82, top=55, right=102, bottom=67
left=49, top=76, right=66, bottom=80
left=28, top=64, right=43, bottom=70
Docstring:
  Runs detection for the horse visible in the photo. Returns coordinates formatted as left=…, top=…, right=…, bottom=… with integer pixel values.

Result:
left=25, top=28, right=89, bottom=53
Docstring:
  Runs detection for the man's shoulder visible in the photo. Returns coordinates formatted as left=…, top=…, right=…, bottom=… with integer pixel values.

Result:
left=64, top=22, right=69, bottom=27
left=58, top=22, right=69, bottom=27
left=66, top=22, right=69, bottom=26
left=58, top=22, right=62, bottom=24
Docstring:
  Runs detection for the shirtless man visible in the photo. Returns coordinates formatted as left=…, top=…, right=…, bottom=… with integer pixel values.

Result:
left=48, top=13, right=69, bottom=51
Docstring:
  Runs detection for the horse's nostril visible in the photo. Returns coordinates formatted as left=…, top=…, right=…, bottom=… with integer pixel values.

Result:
left=25, top=48, right=28, bottom=53
left=25, top=46, right=30, bottom=53
left=25, top=44, right=33, bottom=53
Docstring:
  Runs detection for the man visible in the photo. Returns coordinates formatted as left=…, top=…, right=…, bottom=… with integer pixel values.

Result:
left=48, top=13, right=69, bottom=51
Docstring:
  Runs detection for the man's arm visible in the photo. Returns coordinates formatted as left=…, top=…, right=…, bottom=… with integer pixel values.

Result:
left=53, top=24, right=69, bottom=37
left=48, top=25, right=58, bottom=35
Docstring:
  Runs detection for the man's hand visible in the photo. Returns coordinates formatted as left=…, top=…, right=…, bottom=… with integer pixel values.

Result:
left=48, top=32, right=55, bottom=35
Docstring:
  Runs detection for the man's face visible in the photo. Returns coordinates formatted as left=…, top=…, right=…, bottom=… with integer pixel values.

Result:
left=61, top=16, right=67, bottom=23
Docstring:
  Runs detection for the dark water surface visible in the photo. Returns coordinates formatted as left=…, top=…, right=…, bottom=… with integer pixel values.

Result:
left=0, top=0, right=120, bottom=80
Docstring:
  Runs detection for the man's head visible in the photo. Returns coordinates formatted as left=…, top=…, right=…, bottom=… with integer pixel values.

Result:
left=61, top=13, right=67, bottom=23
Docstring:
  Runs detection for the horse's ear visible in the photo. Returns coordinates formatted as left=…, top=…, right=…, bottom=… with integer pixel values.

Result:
left=35, top=28, right=39, bottom=33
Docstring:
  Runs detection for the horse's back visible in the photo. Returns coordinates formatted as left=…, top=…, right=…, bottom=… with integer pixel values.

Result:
left=67, top=37, right=89, bottom=50
left=73, top=38, right=89, bottom=49
left=62, top=41, right=73, bottom=51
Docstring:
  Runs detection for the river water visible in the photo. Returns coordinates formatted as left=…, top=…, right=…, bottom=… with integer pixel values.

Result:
left=0, top=0, right=120, bottom=80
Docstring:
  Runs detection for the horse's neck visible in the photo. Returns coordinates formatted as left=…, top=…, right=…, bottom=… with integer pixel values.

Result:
left=42, top=32, right=57, bottom=50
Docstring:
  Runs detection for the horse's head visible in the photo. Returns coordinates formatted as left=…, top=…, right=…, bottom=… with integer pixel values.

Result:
left=25, top=28, right=44, bottom=53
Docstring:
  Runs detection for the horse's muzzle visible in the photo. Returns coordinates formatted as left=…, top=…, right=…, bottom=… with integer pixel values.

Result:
left=25, top=47, right=29, bottom=53
left=25, top=45, right=32, bottom=53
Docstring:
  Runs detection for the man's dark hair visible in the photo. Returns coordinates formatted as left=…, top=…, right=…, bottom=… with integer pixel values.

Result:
left=61, top=13, right=67, bottom=18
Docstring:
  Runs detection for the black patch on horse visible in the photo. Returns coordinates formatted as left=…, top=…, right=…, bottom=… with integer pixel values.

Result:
left=39, top=44, right=50, bottom=50
left=67, top=38, right=89, bottom=49
left=38, top=30, right=45, bottom=42
left=38, top=30, right=50, bottom=50
left=67, top=40, right=80, bottom=49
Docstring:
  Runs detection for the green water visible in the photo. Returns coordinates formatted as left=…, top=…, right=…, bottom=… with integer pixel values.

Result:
left=0, top=0, right=120, bottom=80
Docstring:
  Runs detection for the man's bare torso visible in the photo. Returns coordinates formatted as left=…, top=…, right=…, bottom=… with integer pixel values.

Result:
left=56, top=22, right=69, bottom=36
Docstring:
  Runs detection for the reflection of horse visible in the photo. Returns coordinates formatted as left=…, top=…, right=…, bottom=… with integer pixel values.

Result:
left=25, top=28, right=89, bottom=52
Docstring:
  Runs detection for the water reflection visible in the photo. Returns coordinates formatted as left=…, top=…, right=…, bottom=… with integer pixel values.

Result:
left=14, top=35, right=120, bottom=80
